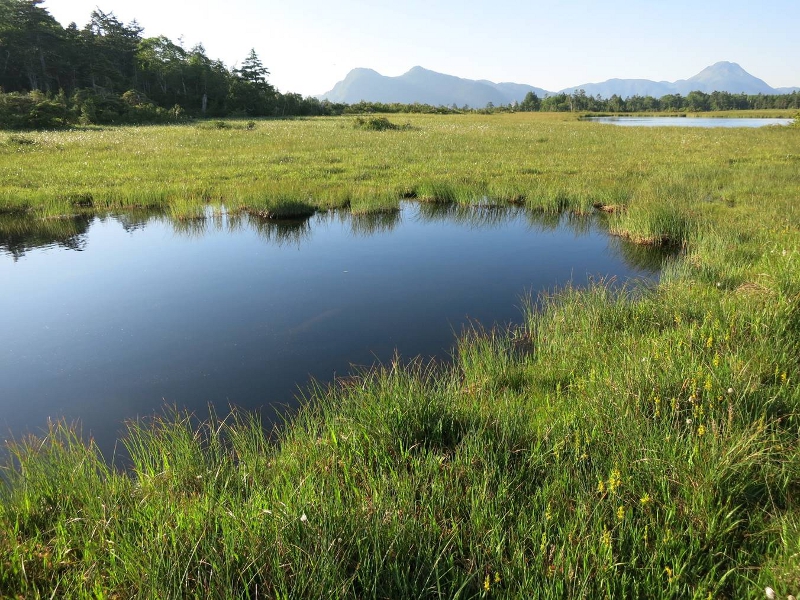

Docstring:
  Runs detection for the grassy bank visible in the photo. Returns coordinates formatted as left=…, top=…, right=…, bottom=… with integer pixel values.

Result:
left=0, top=112, right=796, bottom=241
left=1, top=114, right=799, bottom=598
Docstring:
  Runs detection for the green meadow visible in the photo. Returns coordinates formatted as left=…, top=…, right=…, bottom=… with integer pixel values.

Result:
left=1, top=113, right=799, bottom=598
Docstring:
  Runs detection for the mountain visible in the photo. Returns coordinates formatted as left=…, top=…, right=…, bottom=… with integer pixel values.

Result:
left=478, top=80, right=552, bottom=102
left=560, top=78, right=674, bottom=99
left=563, top=62, right=778, bottom=97
left=321, top=66, right=553, bottom=107
left=321, top=62, right=797, bottom=106
left=678, top=61, right=774, bottom=94
left=561, top=62, right=783, bottom=97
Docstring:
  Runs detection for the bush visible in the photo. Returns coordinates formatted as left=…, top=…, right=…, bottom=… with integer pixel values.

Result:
left=0, top=91, right=68, bottom=129
left=353, top=116, right=410, bottom=131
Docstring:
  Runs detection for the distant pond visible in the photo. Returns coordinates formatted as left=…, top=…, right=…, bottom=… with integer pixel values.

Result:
left=586, top=116, right=793, bottom=128
left=1, top=203, right=668, bottom=456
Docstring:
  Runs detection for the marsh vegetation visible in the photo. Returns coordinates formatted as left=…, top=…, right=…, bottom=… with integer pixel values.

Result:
left=1, top=113, right=799, bottom=598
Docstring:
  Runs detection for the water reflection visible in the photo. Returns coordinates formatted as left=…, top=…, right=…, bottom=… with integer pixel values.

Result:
left=611, top=236, right=677, bottom=272
left=0, top=213, right=91, bottom=260
left=416, top=202, right=539, bottom=230
left=103, top=210, right=153, bottom=234
left=247, top=214, right=312, bottom=247
left=349, top=210, right=401, bottom=237
left=1, top=204, right=674, bottom=272
left=586, top=116, right=793, bottom=128
left=1, top=200, right=668, bottom=458
left=169, top=210, right=247, bottom=239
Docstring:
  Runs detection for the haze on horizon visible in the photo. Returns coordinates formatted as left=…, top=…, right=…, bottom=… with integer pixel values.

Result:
left=44, top=0, right=800, bottom=97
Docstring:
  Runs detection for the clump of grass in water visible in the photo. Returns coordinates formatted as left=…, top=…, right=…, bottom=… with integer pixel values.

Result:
left=610, top=201, right=694, bottom=246
left=167, top=197, right=209, bottom=221
left=245, top=197, right=316, bottom=219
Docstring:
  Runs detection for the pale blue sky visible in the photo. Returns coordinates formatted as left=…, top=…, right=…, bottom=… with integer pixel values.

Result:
left=44, top=0, right=800, bottom=96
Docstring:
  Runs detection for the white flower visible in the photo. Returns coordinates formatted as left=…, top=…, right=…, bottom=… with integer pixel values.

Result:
left=300, top=513, right=308, bottom=523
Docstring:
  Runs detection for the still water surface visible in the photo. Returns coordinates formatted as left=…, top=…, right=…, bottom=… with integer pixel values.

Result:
left=1, top=204, right=664, bottom=455
left=587, top=116, right=792, bottom=128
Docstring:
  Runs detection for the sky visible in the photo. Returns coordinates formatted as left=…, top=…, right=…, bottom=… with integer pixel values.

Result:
left=43, top=0, right=800, bottom=97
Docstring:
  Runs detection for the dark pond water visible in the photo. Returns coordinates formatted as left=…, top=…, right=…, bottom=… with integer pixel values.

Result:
left=1, top=203, right=666, bottom=457
left=587, top=116, right=793, bottom=128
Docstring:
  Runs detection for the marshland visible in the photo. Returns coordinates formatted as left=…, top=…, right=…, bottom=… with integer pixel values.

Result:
left=1, top=112, right=799, bottom=598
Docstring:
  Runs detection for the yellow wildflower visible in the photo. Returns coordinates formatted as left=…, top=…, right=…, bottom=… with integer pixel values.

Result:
left=616, top=505, right=625, bottom=521
left=607, top=468, right=621, bottom=494
left=483, top=574, right=490, bottom=592
left=601, top=527, right=612, bottom=549
left=697, top=424, right=706, bottom=436
left=640, top=493, right=652, bottom=507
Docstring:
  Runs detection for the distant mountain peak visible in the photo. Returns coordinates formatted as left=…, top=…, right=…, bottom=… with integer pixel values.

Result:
left=682, top=61, right=773, bottom=94
left=348, top=67, right=380, bottom=76
left=689, top=61, right=748, bottom=78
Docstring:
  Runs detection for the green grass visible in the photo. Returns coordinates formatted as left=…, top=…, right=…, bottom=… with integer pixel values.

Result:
left=1, top=112, right=793, bottom=228
left=1, top=113, right=799, bottom=597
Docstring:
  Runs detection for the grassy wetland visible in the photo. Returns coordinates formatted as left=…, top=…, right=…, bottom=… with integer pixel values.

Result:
left=1, top=113, right=800, bottom=598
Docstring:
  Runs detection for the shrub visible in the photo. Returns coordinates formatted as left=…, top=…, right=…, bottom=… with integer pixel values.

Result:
left=353, top=116, right=410, bottom=131
left=0, top=91, right=68, bottom=129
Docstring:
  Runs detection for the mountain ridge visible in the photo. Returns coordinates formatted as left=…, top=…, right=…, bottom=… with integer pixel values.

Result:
left=321, top=62, right=799, bottom=107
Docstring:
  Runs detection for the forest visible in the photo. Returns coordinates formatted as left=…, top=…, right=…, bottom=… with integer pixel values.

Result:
left=0, top=0, right=336, bottom=127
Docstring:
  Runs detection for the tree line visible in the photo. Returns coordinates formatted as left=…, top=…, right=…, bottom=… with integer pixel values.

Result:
left=1, top=0, right=798, bottom=129
left=0, top=0, right=345, bottom=127
left=516, top=88, right=799, bottom=113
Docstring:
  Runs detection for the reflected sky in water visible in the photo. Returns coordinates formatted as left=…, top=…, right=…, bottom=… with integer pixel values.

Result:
left=586, top=116, right=793, bottom=128
left=1, top=204, right=666, bottom=457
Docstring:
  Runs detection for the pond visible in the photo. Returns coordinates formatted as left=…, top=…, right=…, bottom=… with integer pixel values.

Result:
left=586, top=116, right=793, bottom=128
left=1, top=203, right=667, bottom=457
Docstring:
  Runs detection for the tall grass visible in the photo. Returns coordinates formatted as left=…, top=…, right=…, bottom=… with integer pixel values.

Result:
left=1, top=113, right=799, bottom=597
